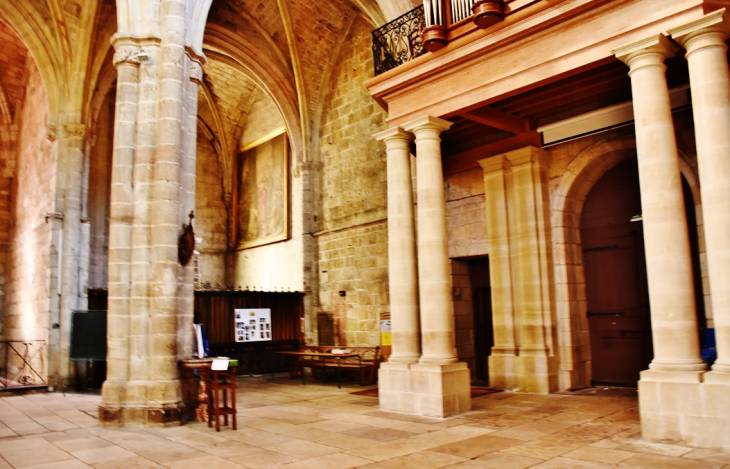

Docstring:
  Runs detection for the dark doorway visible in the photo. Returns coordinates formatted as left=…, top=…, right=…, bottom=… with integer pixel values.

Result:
left=581, top=159, right=651, bottom=386
left=468, top=258, right=493, bottom=383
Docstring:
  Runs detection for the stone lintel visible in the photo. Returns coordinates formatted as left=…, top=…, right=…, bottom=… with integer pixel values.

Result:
left=402, top=115, right=453, bottom=133
left=613, top=34, right=679, bottom=66
left=668, top=8, right=729, bottom=46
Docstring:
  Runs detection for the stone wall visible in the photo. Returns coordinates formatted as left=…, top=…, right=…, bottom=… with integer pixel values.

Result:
left=194, top=133, right=228, bottom=287
left=4, top=58, right=55, bottom=344
left=232, top=91, right=303, bottom=292
left=445, top=168, right=488, bottom=258
left=88, top=90, right=114, bottom=289
left=315, top=17, right=388, bottom=346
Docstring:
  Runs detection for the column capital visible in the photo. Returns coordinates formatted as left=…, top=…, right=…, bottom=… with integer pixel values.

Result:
left=503, top=145, right=542, bottom=167
left=478, top=154, right=509, bottom=173
left=402, top=115, right=453, bottom=134
left=63, top=123, right=89, bottom=140
left=669, top=9, right=729, bottom=54
left=189, top=60, right=203, bottom=84
left=111, top=36, right=141, bottom=67
left=374, top=126, right=414, bottom=144
left=613, top=34, right=679, bottom=70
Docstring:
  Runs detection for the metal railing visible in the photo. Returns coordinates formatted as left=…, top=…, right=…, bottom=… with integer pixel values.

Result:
left=0, top=341, right=46, bottom=389
left=372, top=4, right=427, bottom=76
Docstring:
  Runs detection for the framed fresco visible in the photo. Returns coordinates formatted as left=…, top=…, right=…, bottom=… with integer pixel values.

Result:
left=235, top=127, right=289, bottom=250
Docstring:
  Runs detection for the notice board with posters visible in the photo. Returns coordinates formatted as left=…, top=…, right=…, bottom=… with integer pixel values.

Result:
left=234, top=308, right=272, bottom=343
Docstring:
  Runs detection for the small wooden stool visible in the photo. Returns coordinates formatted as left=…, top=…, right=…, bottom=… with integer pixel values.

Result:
left=207, top=369, right=237, bottom=431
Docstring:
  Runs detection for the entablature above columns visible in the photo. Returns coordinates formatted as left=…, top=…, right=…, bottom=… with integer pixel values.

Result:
left=365, top=0, right=716, bottom=126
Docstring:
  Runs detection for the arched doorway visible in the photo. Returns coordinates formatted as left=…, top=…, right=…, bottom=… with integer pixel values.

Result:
left=581, top=159, right=651, bottom=386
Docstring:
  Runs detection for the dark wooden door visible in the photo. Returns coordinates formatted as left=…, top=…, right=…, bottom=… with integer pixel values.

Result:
left=469, top=258, right=493, bottom=383
left=581, top=159, right=652, bottom=386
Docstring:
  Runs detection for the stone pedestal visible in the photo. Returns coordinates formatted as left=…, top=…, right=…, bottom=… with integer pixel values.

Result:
left=379, top=362, right=471, bottom=417
left=99, top=379, right=184, bottom=426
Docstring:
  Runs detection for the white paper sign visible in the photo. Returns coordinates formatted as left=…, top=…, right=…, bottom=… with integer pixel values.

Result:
left=234, top=308, right=272, bottom=343
left=211, top=359, right=229, bottom=370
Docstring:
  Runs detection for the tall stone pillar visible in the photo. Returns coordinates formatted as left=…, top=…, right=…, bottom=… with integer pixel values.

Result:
left=101, top=0, right=201, bottom=425
left=478, top=148, right=557, bottom=393
left=103, top=37, right=140, bottom=397
left=393, top=116, right=469, bottom=417
left=374, top=127, right=420, bottom=363
left=614, top=34, right=706, bottom=442
left=615, top=35, right=705, bottom=374
left=54, top=123, right=90, bottom=385
left=478, top=155, right=518, bottom=390
left=671, top=11, right=730, bottom=377
left=406, top=116, right=456, bottom=365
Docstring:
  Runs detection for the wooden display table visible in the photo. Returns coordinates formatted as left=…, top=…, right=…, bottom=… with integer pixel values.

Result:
left=179, top=358, right=237, bottom=431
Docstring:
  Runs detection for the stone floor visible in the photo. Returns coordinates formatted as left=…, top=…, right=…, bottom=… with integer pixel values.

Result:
left=0, top=376, right=728, bottom=468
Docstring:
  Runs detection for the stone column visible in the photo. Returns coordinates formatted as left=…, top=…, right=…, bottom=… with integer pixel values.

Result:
left=478, top=155, right=518, bottom=390
left=614, top=35, right=705, bottom=374
left=375, top=127, right=420, bottom=363
left=56, top=123, right=90, bottom=385
left=404, top=116, right=456, bottom=364
left=103, top=38, right=140, bottom=395
left=146, top=0, right=188, bottom=416
left=671, top=11, right=730, bottom=376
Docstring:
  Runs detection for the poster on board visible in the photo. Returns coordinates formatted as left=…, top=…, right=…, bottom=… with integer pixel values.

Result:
left=234, top=308, right=272, bottom=343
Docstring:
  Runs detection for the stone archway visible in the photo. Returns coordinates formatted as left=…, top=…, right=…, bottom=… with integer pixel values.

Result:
left=552, top=137, right=705, bottom=390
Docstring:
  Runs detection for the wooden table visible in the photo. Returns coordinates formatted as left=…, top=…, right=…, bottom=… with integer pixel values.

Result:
left=179, top=358, right=238, bottom=424
left=276, top=351, right=361, bottom=388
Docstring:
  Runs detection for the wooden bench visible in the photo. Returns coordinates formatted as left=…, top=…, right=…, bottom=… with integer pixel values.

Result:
left=298, top=346, right=381, bottom=385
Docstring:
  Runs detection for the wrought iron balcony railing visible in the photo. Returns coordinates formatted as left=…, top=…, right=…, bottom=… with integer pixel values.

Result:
left=372, top=4, right=427, bottom=76
left=372, top=1, right=506, bottom=75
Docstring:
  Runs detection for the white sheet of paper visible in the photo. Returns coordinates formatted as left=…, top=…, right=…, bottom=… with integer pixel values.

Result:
left=211, top=359, right=229, bottom=371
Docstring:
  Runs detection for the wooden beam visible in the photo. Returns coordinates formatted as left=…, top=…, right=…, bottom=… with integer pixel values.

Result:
left=444, top=131, right=542, bottom=176
left=461, top=107, right=528, bottom=134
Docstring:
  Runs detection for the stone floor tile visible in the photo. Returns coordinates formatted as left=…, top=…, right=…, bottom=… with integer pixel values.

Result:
left=682, top=448, right=730, bottom=465
left=0, top=436, right=56, bottom=453
left=124, top=442, right=203, bottom=465
left=163, top=455, right=245, bottom=468
left=71, top=446, right=138, bottom=464
left=284, top=427, right=340, bottom=443
left=23, top=460, right=93, bottom=469
left=263, top=439, right=339, bottom=459
left=225, top=449, right=299, bottom=468
left=92, top=456, right=167, bottom=468
left=1, top=445, right=75, bottom=467
left=527, top=456, right=616, bottom=468
left=311, top=434, right=377, bottom=451
left=430, top=434, right=523, bottom=458
left=620, top=452, right=723, bottom=469
left=616, top=439, right=694, bottom=458
left=342, top=426, right=417, bottom=442
left=358, top=450, right=467, bottom=468
left=488, top=419, right=575, bottom=441
left=51, top=436, right=117, bottom=452
left=277, top=452, right=374, bottom=469
left=500, top=438, right=584, bottom=460
left=301, top=420, right=366, bottom=433
left=562, top=446, right=636, bottom=464
left=345, top=439, right=433, bottom=462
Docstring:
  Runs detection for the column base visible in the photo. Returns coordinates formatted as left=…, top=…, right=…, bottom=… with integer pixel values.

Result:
left=100, top=379, right=184, bottom=426
left=488, top=353, right=558, bottom=393
left=639, top=369, right=730, bottom=450
left=378, top=362, right=471, bottom=417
